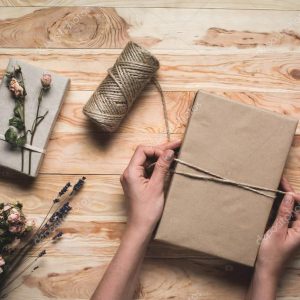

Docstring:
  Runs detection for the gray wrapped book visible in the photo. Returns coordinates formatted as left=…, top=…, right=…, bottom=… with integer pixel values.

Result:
left=0, top=59, right=70, bottom=177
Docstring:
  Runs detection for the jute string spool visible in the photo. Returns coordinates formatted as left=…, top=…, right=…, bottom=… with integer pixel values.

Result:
left=83, top=41, right=169, bottom=136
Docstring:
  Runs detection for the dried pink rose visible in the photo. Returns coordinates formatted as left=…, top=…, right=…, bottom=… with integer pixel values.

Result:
left=7, top=208, right=21, bottom=224
left=9, top=225, right=24, bottom=234
left=41, top=73, right=52, bottom=89
left=0, top=256, right=5, bottom=267
left=9, top=78, right=24, bottom=98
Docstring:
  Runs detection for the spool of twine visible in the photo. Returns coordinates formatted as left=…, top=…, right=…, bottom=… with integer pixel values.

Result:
left=83, top=41, right=162, bottom=133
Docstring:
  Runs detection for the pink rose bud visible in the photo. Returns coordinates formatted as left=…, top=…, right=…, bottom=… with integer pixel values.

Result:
left=8, top=208, right=21, bottom=224
left=41, top=74, right=52, bottom=89
left=9, top=78, right=24, bottom=98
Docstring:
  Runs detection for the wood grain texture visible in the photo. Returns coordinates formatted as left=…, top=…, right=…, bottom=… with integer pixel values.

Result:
left=1, top=49, right=300, bottom=91
left=5, top=256, right=251, bottom=300
left=1, top=3, right=300, bottom=300
left=33, top=131, right=300, bottom=176
left=53, top=90, right=300, bottom=135
left=5, top=255, right=300, bottom=300
left=4, top=255, right=300, bottom=300
left=1, top=0, right=300, bottom=10
left=1, top=7, right=300, bottom=50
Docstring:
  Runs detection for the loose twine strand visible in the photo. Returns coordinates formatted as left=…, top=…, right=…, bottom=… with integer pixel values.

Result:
left=83, top=41, right=284, bottom=199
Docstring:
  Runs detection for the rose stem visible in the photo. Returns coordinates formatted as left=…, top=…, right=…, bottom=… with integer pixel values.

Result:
left=1, top=267, right=39, bottom=298
left=2, top=252, right=44, bottom=291
left=28, top=88, right=43, bottom=175
left=19, top=70, right=26, bottom=173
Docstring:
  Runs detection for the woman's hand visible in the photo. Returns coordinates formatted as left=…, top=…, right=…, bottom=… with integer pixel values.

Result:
left=120, top=140, right=181, bottom=235
left=91, top=140, right=181, bottom=300
left=256, top=178, right=300, bottom=279
left=247, top=178, right=300, bottom=300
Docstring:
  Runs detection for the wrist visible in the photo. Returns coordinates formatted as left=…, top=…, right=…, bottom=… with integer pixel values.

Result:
left=123, top=222, right=153, bottom=245
left=254, top=263, right=280, bottom=285
left=126, top=218, right=156, bottom=237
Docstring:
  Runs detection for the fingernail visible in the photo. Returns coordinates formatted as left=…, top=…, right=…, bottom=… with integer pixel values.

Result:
left=164, top=150, right=174, bottom=161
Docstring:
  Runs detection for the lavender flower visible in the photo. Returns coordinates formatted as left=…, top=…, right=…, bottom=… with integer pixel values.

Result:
left=70, top=177, right=86, bottom=195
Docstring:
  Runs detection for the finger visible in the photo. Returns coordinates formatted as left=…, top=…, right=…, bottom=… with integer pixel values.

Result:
left=150, top=149, right=174, bottom=188
left=273, top=192, right=295, bottom=233
left=280, top=177, right=295, bottom=193
left=280, top=177, right=300, bottom=220
left=129, top=145, right=163, bottom=168
left=158, top=139, right=182, bottom=151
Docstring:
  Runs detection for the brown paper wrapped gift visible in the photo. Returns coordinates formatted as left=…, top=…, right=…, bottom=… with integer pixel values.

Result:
left=155, top=92, right=298, bottom=266
left=0, top=59, right=69, bottom=177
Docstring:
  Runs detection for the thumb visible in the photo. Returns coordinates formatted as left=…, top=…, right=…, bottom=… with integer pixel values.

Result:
left=150, top=149, right=174, bottom=187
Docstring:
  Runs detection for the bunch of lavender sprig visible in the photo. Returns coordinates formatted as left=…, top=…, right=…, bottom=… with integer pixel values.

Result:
left=0, top=177, right=86, bottom=297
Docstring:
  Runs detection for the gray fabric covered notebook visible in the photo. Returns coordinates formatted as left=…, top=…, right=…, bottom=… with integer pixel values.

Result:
left=0, top=59, right=70, bottom=177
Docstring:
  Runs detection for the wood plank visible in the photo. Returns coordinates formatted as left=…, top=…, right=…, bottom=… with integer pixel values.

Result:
left=54, top=90, right=300, bottom=135
left=0, top=174, right=125, bottom=217
left=14, top=215, right=226, bottom=258
left=0, top=0, right=300, bottom=10
left=40, top=132, right=179, bottom=174
left=5, top=256, right=251, bottom=300
left=1, top=7, right=300, bottom=50
left=33, top=132, right=300, bottom=176
left=1, top=173, right=300, bottom=258
left=15, top=215, right=300, bottom=260
left=1, top=49, right=300, bottom=92
left=3, top=249, right=300, bottom=300
left=5, top=254, right=300, bottom=300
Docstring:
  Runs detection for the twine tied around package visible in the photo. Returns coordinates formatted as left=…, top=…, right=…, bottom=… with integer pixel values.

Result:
left=82, top=41, right=285, bottom=199
left=173, top=158, right=286, bottom=199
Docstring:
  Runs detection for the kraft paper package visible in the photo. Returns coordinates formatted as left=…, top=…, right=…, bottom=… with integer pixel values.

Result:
left=155, top=91, right=298, bottom=266
left=0, top=59, right=70, bottom=177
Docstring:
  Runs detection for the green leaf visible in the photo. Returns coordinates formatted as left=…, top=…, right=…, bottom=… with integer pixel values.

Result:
left=9, top=116, right=24, bottom=131
left=16, top=135, right=26, bottom=147
left=4, top=128, right=17, bottom=145
left=13, top=102, right=24, bottom=120
left=15, top=202, right=23, bottom=209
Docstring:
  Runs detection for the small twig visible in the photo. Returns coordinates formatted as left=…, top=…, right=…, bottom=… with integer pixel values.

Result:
left=2, top=251, right=46, bottom=292
left=1, top=266, right=39, bottom=298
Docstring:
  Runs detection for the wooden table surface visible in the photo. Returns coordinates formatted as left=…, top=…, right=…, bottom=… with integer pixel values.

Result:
left=1, top=1, right=300, bottom=299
